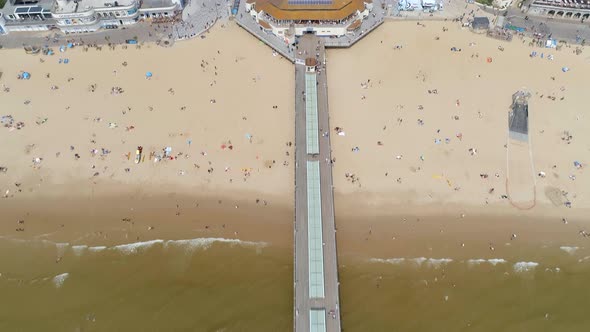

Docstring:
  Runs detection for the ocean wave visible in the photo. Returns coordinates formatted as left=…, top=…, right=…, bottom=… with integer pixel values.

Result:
left=88, top=246, right=107, bottom=252
left=369, top=258, right=405, bottom=265
left=467, top=258, right=507, bottom=266
left=513, top=261, right=539, bottom=273
left=111, top=238, right=266, bottom=255
left=112, top=239, right=165, bottom=254
left=370, top=257, right=453, bottom=268
left=71, top=245, right=88, bottom=256
left=413, top=258, right=453, bottom=267
left=560, top=246, right=579, bottom=255
left=52, top=273, right=69, bottom=288
left=164, top=238, right=266, bottom=251
left=3, top=237, right=265, bottom=256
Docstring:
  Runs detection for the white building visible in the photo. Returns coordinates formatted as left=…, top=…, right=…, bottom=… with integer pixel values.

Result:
left=527, top=0, right=590, bottom=21
left=245, top=0, right=373, bottom=44
left=0, top=0, right=182, bottom=34
left=51, top=0, right=141, bottom=33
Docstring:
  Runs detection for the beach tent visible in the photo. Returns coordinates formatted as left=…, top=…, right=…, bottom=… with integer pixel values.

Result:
left=146, top=72, right=153, bottom=78
left=22, top=72, right=31, bottom=79
left=562, top=67, right=569, bottom=72
left=67, top=43, right=74, bottom=48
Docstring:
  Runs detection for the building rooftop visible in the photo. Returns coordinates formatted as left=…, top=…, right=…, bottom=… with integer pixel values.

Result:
left=248, top=0, right=368, bottom=21
left=53, top=0, right=135, bottom=14
left=141, top=0, right=179, bottom=9
left=1, top=0, right=52, bottom=14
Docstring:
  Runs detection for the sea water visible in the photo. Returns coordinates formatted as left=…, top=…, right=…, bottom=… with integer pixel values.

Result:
left=2, top=236, right=590, bottom=331
left=341, top=249, right=590, bottom=331
left=0, top=237, right=292, bottom=331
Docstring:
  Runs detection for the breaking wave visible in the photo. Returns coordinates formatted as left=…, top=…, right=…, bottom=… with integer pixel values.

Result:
left=466, top=258, right=507, bottom=266
left=513, top=261, right=539, bottom=273
left=71, top=245, right=88, bottom=256
left=52, top=273, right=69, bottom=288
left=560, top=246, right=579, bottom=255
left=370, top=257, right=453, bottom=268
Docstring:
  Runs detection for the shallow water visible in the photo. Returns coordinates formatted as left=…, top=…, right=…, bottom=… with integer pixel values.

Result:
left=2, top=237, right=590, bottom=331
left=0, top=238, right=293, bottom=331
left=340, top=250, right=590, bottom=332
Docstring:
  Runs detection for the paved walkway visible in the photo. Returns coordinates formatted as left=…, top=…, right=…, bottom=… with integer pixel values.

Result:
left=294, top=34, right=340, bottom=332
left=233, top=0, right=295, bottom=60
left=0, top=0, right=230, bottom=49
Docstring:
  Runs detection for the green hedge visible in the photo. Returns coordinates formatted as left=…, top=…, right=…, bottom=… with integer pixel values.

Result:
left=476, top=0, right=494, bottom=5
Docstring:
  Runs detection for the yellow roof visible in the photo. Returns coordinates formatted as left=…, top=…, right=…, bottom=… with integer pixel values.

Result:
left=249, top=0, right=366, bottom=21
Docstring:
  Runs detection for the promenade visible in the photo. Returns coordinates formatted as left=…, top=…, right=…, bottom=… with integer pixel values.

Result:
left=294, top=34, right=341, bottom=332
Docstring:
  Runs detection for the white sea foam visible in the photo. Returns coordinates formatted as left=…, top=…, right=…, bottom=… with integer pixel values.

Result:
left=88, top=246, right=107, bottom=252
left=560, top=246, right=579, bottom=255
left=55, top=242, right=70, bottom=257
left=112, top=239, right=164, bottom=254
left=71, top=245, right=88, bottom=256
left=52, top=273, right=69, bottom=288
left=109, top=238, right=266, bottom=255
left=513, top=261, right=539, bottom=273
left=412, top=257, right=453, bottom=268
left=578, top=256, right=590, bottom=263
left=467, top=258, right=507, bottom=266
left=370, top=257, right=452, bottom=268
left=164, top=237, right=266, bottom=251
left=369, top=258, right=405, bottom=265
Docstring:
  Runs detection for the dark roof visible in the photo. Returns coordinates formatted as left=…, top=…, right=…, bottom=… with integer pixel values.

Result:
left=473, top=16, right=489, bottom=25
left=472, top=16, right=489, bottom=29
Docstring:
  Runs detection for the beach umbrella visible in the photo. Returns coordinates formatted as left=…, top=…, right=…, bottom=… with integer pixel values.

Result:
left=146, top=71, right=153, bottom=78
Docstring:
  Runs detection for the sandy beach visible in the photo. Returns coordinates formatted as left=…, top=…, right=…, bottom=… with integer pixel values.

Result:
left=1, top=23, right=295, bottom=247
left=1, top=18, right=589, bottom=258
left=327, top=21, right=590, bottom=260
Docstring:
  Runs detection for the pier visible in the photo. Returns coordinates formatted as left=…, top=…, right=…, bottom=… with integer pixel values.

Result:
left=294, top=34, right=341, bottom=332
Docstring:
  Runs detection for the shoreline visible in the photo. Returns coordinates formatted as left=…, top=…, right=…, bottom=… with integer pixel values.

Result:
left=2, top=186, right=587, bottom=260
left=0, top=185, right=294, bottom=250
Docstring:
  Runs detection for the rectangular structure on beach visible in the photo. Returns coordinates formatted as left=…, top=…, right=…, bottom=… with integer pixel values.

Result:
left=306, top=161, right=325, bottom=298
left=305, top=73, right=320, bottom=155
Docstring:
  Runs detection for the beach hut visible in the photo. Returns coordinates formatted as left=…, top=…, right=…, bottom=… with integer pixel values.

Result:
left=472, top=17, right=490, bottom=30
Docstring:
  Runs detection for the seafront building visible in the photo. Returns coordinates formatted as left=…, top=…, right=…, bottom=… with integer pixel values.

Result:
left=244, top=0, right=374, bottom=44
left=527, top=0, right=590, bottom=20
left=0, top=0, right=182, bottom=34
